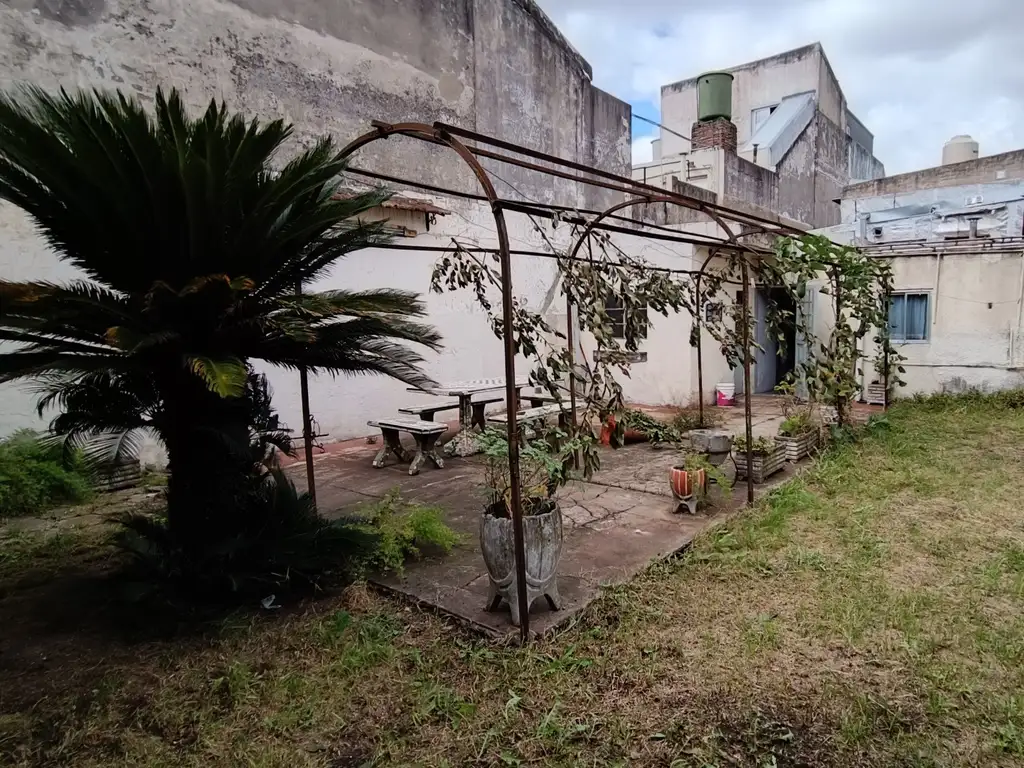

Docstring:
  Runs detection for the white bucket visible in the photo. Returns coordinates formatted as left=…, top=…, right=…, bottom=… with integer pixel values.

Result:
left=716, top=382, right=736, bottom=406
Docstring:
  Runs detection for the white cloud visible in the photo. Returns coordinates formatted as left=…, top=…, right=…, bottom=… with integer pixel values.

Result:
left=632, top=135, right=656, bottom=165
left=537, top=0, right=1024, bottom=174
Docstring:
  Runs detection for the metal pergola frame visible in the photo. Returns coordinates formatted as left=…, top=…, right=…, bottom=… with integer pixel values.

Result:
left=303, top=119, right=807, bottom=641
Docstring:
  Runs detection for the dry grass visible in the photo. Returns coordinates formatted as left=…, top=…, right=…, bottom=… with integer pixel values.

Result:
left=4, top=397, right=1024, bottom=766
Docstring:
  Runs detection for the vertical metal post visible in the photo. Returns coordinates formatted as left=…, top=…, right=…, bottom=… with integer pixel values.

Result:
left=491, top=202, right=531, bottom=643
left=882, top=284, right=891, bottom=412
left=296, top=283, right=317, bottom=508
left=740, top=259, right=755, bottom=506
left=565, top=291, right=579, bottom=468
left=832, top=266, right=844, bottom=429
left=695, top=272, right=705, bottom=428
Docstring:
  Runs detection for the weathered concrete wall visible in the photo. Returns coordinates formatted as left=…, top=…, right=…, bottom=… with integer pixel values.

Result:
left=0, top=0, right=633, bottom=441
left=810, top=112, right=847, bottom=227
left=660, top=43, right=822, bottom=157
left=866, top=253, right=1024, bottom=396
left=849, top=139, right=884, bottom=183
left=820, top=202, right=1024, bottom=397
left=724, top=151, right=779, bottom=217
left=845, top=150, right=1024, bottom=200
left=815, top=48, right=845, bottom=129
left=0, top=0, right=628, bottom=200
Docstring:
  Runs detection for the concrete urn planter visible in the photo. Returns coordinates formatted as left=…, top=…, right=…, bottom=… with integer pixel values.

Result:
left=480, top=501, right=563, bottom=627
left=688, top=429, right=733, bottom=468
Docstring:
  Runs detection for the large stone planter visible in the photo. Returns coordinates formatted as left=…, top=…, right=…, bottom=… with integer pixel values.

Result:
left=669, top=465, right=706, bottom=515
left=776, top=430, right=819, bottom=462
left=734, top=442, right=786, bottom=484
left=480, top=501, right=562, bottom=627
left=688, top=429, right=733, bottom=468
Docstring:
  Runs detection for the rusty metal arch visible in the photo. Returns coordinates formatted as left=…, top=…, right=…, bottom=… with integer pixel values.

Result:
left=565, top=196, right=769, bottom=504
left=337, top=121, right=533, bottom=641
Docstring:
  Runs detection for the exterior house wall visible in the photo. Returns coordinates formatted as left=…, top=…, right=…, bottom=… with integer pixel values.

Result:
left=844, top=150, right=1024, bottom=200
left=660, top=44, right=822, bottom=158
left=0, top=0, right=631, bottom=443
left=656, top=44, right=882, bottom=231
left=820, top=171, right=1024, bottom=397
left=867, top=253, right=1024, bottom=395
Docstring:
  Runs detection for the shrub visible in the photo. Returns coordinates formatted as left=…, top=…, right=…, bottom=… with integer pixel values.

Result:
left=670, top=405, right=723, bottom=433
left=115, top=476, right=459, bottom=601
left=620, top=409, right=682, bottom=445
left=358, top=489, right=461, bottom=574
left=733, top=435, right=779, bottom=455
left=0, top=430, right=91, bottom=517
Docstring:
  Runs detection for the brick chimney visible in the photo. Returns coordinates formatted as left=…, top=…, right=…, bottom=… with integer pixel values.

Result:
left=691, top=118, right=738, bottom=153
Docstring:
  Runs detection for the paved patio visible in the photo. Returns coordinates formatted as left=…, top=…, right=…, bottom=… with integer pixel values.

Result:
left=288, top=399, right=808, bottom=638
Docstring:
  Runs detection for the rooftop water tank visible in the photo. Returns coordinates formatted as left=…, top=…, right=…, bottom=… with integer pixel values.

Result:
left=697, top=71, right=734, bottom=122
left=942, top=135, right=979, bottom=166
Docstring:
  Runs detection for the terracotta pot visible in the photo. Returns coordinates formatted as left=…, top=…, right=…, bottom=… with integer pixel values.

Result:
left=669, top=465, right=705, bottom=514
left=480, top=501, right=563, bottom=627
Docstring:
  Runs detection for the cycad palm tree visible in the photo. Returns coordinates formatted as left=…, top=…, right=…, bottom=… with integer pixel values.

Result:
left=0, top=87, right=441, bottom=553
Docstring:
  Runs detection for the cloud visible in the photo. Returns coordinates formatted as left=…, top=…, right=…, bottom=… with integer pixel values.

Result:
left=536, top=0, right=1024, bottom=174
left=632, top=135, right=656, bottom=165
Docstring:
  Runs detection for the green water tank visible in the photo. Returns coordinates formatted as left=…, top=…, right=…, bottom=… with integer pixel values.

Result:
left=697, top=71, right=734, bottom=122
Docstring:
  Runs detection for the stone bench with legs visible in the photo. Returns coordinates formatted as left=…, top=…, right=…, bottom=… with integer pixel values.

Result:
left=398, top=393, right=504, bottom=429
left=487, top=403, right=570, bottom=443
left=367, top=417, right=447, bottom=476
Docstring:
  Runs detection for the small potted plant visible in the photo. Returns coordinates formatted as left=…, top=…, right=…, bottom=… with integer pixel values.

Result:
left=773, top=380, right=819, bottom=462
left=732, top=434, right=786, bottom=483
left=776, top=410, right=819, bottom=462
left=477, top=428, right=572, bottom=627
left=669, top=451, right=730, bottom=514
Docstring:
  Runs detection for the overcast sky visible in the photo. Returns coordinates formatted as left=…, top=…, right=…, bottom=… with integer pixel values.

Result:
left=535, top=0, right=1023, bottom=175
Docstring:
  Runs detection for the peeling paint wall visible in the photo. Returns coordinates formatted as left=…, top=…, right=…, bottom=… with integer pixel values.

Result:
left=0, top=0, right=632, bottom=441
left=869, top=252, right=1024, bottom=396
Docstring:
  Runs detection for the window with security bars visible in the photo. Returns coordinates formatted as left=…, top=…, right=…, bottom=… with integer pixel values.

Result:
left=606, top=293, right=648, bottom=340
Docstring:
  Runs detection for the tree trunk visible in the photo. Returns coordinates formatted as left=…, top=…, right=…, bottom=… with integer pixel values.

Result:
left=159, top=370, right=254, bottom=558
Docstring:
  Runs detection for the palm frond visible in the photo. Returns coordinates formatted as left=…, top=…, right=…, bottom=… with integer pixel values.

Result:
left=185, top=355, right=247, bottom=398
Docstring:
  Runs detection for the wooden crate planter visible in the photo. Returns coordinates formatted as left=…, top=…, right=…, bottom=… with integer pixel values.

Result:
left=865, top=382, right=887, bottom=406
left=776, top=430, right=819, bottom=462
left=733, top=442, right=786, bottom=483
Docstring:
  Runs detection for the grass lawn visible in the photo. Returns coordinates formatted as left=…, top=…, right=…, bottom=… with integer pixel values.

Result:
left=3, top=395, right=1024, bottom=767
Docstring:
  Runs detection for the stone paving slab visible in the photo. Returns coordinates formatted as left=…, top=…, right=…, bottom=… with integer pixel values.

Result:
left=293, top=416, right=803, bottom=639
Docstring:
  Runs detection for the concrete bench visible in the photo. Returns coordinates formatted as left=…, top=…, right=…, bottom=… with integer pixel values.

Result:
left=485, top=403, right=569, bottom=438
left=367, top=417, right=447, bottom=476
left=520, top=389, right=563, bottom=408
left=398, top=393, right=504, bottom=428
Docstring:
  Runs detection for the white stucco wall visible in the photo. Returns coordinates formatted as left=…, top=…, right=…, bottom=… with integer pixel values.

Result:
left=0, top=191, right=575, bottom=443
